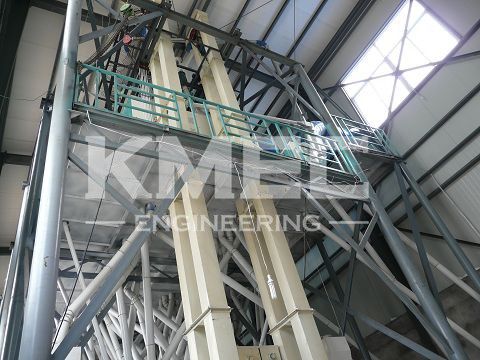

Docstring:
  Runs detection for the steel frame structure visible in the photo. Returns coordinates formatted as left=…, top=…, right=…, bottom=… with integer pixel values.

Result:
left=0, top=1, right=479, bottom=359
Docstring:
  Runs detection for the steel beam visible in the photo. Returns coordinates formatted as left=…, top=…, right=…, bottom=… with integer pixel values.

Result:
left=231, top=0, right=291, bottom=91
left=68, top=151, right=143, bottom=216
left=376, top=81, right=480, bottom=195
left=31, top=0, right=115, bottom=27
left=394, top=151, right=480, bottom=226
left=265, top=0, right=374, bottom=117
left=0, top=152, right=32, bottom=173
left=0, top=0, right=30, bottom=156
left=250, top=0, right=331, bottom=113
left=129, top=0, right=297, bottom=66
left=305, top=196, right=452, bottom=355
left=309, top=0, right=376, bottom=81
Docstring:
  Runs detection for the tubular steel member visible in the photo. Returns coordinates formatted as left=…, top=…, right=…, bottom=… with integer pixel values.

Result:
left=399, top=161, right=480, bottom=293
left=0, top=104, right=51, bottom=359
left=53, top=216, right=154, bottom=359
left=18, top=0, right=83, bottom=358
left=295, top=63, right=467, bottom=359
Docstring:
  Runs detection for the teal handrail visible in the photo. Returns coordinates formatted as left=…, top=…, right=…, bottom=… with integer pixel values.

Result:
left=332, top=115, right=397, bottom=156
left=75, top=64, right=363, bottom=176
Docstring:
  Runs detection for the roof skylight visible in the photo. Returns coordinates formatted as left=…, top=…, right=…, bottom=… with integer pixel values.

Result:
left=342, top=1, right=459, bottom=127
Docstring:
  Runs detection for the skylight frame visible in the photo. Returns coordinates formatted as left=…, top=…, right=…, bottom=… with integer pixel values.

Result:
left=340, top=0, right=460, bottom=127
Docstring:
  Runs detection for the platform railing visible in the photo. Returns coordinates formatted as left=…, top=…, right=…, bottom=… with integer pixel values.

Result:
left=75, top=64, right=360, bottom=175
left=331, top=115, right=397, bottom=156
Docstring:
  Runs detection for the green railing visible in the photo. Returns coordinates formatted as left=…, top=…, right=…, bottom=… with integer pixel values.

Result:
left=75, top=64, right=362, bottom=175
left=332, top=115, right=397, bottom=156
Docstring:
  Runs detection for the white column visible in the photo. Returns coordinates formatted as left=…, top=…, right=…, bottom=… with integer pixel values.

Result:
left=150, top=23, right=193, bottom=131
left=191, top=10, right=254, bottom=144
left=170, top=199, right=210, bottom=360
left=236, top=199, right=302, bottom=360
left=252, top=190, right=328, bottom=360
left=180, top=178, right=240, bottom=360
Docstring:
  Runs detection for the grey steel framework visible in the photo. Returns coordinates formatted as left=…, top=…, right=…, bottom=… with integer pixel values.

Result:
left=0, top=1, right=479, bottom=359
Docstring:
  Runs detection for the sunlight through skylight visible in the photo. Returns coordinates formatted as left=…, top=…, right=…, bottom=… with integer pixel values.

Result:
left=342, top=0, right=459, bottom=127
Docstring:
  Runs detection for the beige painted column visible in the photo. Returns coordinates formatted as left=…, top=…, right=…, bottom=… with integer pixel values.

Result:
left=155, top=28, right=238, bottom=358
left=149, top=23, right=194, bottom=131
left=148, top=53, right=167, bottom=125
left=170, top=200, right=209, bottom=360
left=191, top=45, right=224, bottom=136
left=251, top=191, right=328, bottom=360
left=193, top=10, right=240, bottom=111
left=181, top=177, right=240, bottom=360
left=236, top=200, right=302, bottom=360
left=191, top=10, right=254, bottom=144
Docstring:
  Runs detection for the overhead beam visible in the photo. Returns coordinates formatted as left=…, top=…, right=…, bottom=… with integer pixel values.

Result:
left=250, top=0, right=331, bottom=113
left=224, top=59, right=278, bottom=85
left=58, top=270, right=179, bottom=284
left=268, top=0, right=375, bottom=118
left=31, top=0, right=115, bottom=26
left=231, top=0, right=292, bottom=91
left=308, top=0, right=376, bottom=81
left=59, top=248, right=177, bottom=265
left=0, top=152, right=32, bottom=171
left=129, top=0, right=297, bottom=66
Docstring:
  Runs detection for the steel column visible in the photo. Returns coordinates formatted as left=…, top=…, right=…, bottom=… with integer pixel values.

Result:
left=140, top=239, right=156, bottom=360
left=296, top=65, right=467, bottom=359
left=0, top=104, right=51, bottom=359
left=394, top=164, right=440, bottom=298
left=399, top=162, right=480, bottom=293
left=18, top=0, right=82, bottom=358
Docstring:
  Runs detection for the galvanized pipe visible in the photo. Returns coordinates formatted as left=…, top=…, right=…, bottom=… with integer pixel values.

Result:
left=163, top=322, right=187, bottom=360
left=54, top=224, right=146, bottom=346
left=116, top=288, right=134, bottom=360
left=218, top=236, right=241, bottom=272
left=18, top=1, right=83, bottom=357
left=218, top=232, right=258, bottom=288
left=63, top=222, right=109, bottom=359
left=140, top=240, right=156, bottom=360
left=104, top=316, right=123, bottom=360
left=259, top=319, right=269, bottom=346
left=169, top=302, right=183, bottom=342
left=124, top=288, right=173, bottom=354
left=99, top=322, right=118, bottom=360
left=163, top=293, right=175, bottom=338
left=153, top=305, right=180, bottom=332
left=220, top=273, right=262, bottom=307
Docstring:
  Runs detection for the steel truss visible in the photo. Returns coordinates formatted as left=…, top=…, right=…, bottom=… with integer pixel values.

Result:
left=1, top=1, right=479, bottom=359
